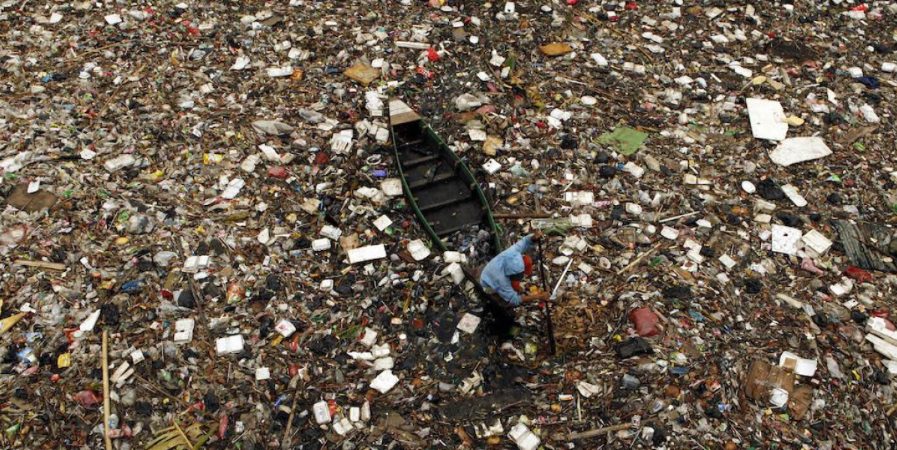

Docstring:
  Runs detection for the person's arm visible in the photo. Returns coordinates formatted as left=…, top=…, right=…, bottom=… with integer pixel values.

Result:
left=520, top=292, right=551, bottom=304
left=509, top=230, right=542, bottom=254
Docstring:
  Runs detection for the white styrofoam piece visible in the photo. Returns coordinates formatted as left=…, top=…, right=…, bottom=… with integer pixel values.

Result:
left=769, top=137, right=832, bottom=166
left=771, top=225, right=802, bottom=255
left=801, top=230, right=832, bottom=256
left=216, top=335, right=245, bottom=355
left=347, top=244, right=387, bottom=264
left=174, top=318, right=195, bottom=343
left=780, top=184, right=808, bottom=207
left=370, top=369, right=399, bottom=394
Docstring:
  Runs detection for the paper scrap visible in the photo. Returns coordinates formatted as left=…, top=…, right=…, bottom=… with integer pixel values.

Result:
left=381, top=179, right=403, bottom=197
left=780, top=184, right=808, bottom=207
left=779, top=351, right=818, bottom=377
left=746, top=98, right=788, bottom=141
left=344, top=63, right=381, bottom=85
left=456, top=313, right=481, bottom=334
left=407, top=239, right=431, bottom=261
left=373, top=215, right=393, bottom=231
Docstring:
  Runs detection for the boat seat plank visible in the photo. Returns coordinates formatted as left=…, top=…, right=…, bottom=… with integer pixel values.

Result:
left=418, top=191, right=474, bottom=212
left=401, top=154, right=442, bottom=168
left=408, top=172, right=456, bottom=190
left=411, top=179, right=472, bottom=210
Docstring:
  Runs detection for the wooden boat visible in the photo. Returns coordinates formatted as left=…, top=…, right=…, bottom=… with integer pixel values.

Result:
left=388, top=98, right=503, bottom=255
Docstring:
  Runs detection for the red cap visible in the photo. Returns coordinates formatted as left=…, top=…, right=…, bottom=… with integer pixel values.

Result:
left=523, top=255, right=533, bottom=276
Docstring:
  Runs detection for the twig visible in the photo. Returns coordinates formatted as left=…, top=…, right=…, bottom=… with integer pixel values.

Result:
left=102, top=330, right=112, bottom=450
left=616, top=243, right=661, bottom=276
left=658, top=211, right=700, bottom=223
left=132, top=373, right=182, bottom=405
left=173, top=419, right=194, bottom=449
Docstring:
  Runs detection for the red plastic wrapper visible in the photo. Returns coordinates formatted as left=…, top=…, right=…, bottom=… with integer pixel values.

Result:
left=267, top=166, right=288, bottom=179
left=73, top=390, right=100, bottom=408
left=218, top=414, right=228, bottom=440
left=845, top=266, right=873, bottom=283
left=630, top=307, right=660, bottom=337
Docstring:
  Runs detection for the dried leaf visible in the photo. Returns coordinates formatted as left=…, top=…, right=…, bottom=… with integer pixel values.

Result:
left=538, top=43, right=573, bottom=56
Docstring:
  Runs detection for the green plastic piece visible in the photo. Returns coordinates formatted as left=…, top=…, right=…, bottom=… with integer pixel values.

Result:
left=598, top=126, right=649, bottom=156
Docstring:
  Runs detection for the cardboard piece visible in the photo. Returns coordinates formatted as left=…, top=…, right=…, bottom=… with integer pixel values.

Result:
left=744, top=359, right=795, bottom=406
left=344, top=63, right=380, bottom=85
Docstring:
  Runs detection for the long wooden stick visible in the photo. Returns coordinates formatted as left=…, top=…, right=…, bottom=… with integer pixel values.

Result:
left=561, top=422, right=632, bottom=441
left=281, top=390, right=300, bottom=445
left=282, top=378, right=306, bottom=447
left=102, top=330, right=112, bottom=450
left=14, top=259, right=67, bottom=271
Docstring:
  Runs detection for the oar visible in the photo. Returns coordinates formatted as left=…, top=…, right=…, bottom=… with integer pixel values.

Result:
left=537, top=239, right=557, bottom=355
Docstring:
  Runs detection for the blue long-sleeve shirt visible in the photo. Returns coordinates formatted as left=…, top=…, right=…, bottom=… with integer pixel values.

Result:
left=479, top=235, right=535, bottom=307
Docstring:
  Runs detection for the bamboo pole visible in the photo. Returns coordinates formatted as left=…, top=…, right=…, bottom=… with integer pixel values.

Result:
left=102, top=330, right=112, bottom=450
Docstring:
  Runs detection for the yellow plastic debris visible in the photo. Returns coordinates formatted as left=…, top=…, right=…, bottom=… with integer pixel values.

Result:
left=784, top=116, right=805, bottom=126
left=0, top=312, right=26, bottom=335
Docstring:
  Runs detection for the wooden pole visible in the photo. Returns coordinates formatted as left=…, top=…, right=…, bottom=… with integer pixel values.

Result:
left=102, top=330, right=112, bottom=450
left=537, top=239, right=556, bottom=355
left=493, top=212, right=553, bottom=219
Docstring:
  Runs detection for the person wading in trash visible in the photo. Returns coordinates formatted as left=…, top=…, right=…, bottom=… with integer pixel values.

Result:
left=479, top=231, right=551, bottom=327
